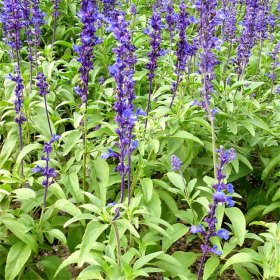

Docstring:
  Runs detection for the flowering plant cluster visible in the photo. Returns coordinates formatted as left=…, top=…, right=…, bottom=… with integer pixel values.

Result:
left=191, top=147, right=236, bottom=278
left=33, top=134, right=60, bottom=206
left=0, top=0, right=280, bottom=279
left=105, top=10, right=142, bottom=211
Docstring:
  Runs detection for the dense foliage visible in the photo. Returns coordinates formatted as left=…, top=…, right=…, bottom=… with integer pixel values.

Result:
left=0, top=0, right=280, bottom=279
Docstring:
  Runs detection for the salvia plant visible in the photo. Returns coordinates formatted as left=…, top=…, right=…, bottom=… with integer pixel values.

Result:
left=145, top=5, right=163, bottom=127
left=0, top=0, right=279, bottom=279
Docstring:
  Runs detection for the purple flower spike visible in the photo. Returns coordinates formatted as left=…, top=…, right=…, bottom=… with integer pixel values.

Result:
left=169, top=1, right=192, bottom=109
left=31, top=0, right=45, bottom=66
left=36, top=72, right=49, bottom=96
left=222, top=0, right=237, bottom=42
left=236, top=0, right=259, bottom=76
left=108, top=10, right=138, bottom=213
left=195, top=0, right=219, bottom=114
left=131, top=4, right=136, bottom=16
left=165, top=0, right=177, bottom=48
left=102, top=0, right=116, bottom=19
left=194, top=146, right=236, bottom=279
left=145, top=5, right=164, bottom=127
left=8, top=72, right=26, bottom=125
left=170, top=155, right=182, bottom=171
left=34, top=135, right=60, bottom=207
left=75, top=0, right=101, bottom=103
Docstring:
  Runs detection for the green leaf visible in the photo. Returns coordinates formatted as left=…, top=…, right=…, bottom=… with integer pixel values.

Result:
left=133, top=252, right=163, bottom=270
left=245, top=205, right=266, bottom=224
left=187, top=179, right=197, bottom=194
left=162, top=224, right=189, bottom=251
left=227, top=120, right=238, bottom=135
left=167, top=172, right=185, bottom=192
left=169, top=131, right=204, bottom=146
left=172, top=252, right=198, bottom=269
left=1, top=218, right=37, bottom=252
left=203, top=256, right=220, bottom=280
left=272, top=188, right=280, bottom=201
left=220, top=253, right=253, bottom=274
left=155, top=254, right=194, bottom=278
left=64, top=214, right=95, bottom=228
left=54, top=199, right=82, bottom=217
left=237, top=153, right=253, bottom=171
left=262, top=202, right=280, bottom=215
left=46, top=229, right=67, bottom=246
left=15, top=143, right=41, bottom=169
left=117, top=219, right=140, bottom=238
left=157, top=190, right=178, bottom=214
left=240, top=121, right=255, bottom=136
left=262, top=154, right=280, bottom=180
left=141, top=178, right=153, bottom=202
left=0, top=133, right=17, bottom=169
left=225, top=207, right=246, bottom=246
left=31, top=114, right=55, bottom=137
left=233, top=264, right=252, bottom=280
left=62, top=130, right=82, bottom=156
left=54, top=40, right=73, bottom=48
left=250, top=116, right=270, bottom=132
left=40, top=255, right=71, bottom=280
left=5, top=241, right=31, bottom=280
left=145, top=190, right=161, bottom=218
left=61, top=173, right=84, bottom=203
left=79, top=222, right=108, bottom=266
left=92, top=159, right=109, bottom=205
left=55, top=251, right=100, bottom=277
left=12, top=188, right=35, bottom=200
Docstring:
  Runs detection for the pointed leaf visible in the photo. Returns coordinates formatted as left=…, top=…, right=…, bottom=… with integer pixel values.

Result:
left=5, top=241, right=31, bottom=280
left=79, top=222, right=108, bottom=266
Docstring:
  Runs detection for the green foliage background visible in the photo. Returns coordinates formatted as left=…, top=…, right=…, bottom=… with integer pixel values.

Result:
left=0, top=0, right=279, bottom=279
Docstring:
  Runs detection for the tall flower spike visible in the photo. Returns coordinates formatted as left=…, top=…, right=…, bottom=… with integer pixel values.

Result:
left=165, top=0, right=177, bottom=49
left=145, top=5, right=163, bottom=128
left=102, top=0, right=116, bottom=19
left=222, top=0, right=237, bottom=73
left=33, top=134, right=60, bottom=208
left=192, top=146, right=236, bottom=280
left=195, top=0, right=219, bottom=113
left=236, top=0, right=258, bottom=77
left=1, top=0, right=26, bottom=176
left=169, top=1, right=191, bottom=109
left=222, top=0, right=237, bottom=42
left=270, top=42, right=280, bottom=95
left=21, top=0, right=33, bottom=75
left=31, top=0, right=45, bottom=68
left=255, top=1, right=270, bottom=41
left=51, top=0, right=61, bottom=49
left=74, top=0, right=101, bottom=103
left=107, top=10, right=137, bottom=217
left=36, top=72, right=53, bottom=135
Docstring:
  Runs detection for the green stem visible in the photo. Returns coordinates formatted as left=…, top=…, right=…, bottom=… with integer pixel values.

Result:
left=112, top=222, right=121, bottom=265
left=210, top=116, right=217, bottom=179
left=256, top=38, right=263, bottom=78
left=223, top=39, right=233, bottom=75
left=44, top=95, right=53, bottom=136
left=82, top=112, right=88, bottom=191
